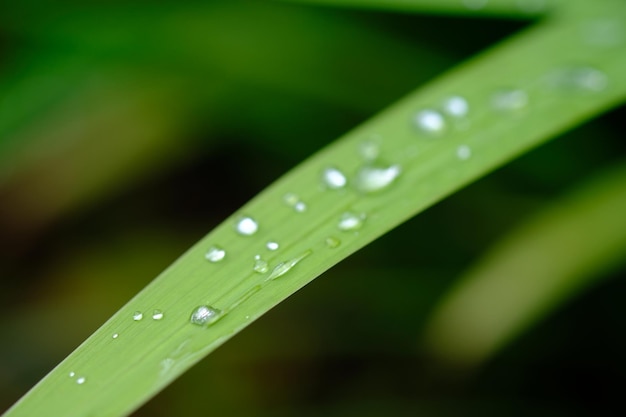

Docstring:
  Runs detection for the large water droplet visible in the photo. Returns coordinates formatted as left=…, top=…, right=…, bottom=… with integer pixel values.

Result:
left=253, top=255, right=269, bottom=274
left=133, top=311, right=143, bottom=321
left=325, top=236, right=341, bottom=248
left=283, top=193, right=307, bottom=213
left=235, top=217, right=258, bottom=236
left=205, top=246, right=226, bottom=263
left=338, top=212, right=366, bottom=232
left=456, top=145, right=472, bottom=161
left=266, top=241, right=279, bottom=251
left=76, top=377, right=86, bottom=385
left=413, top=109, right=446, bottom=135
left=442, top=96, right=469, bottom=118
left=190, top=305, right=222, bottom=327
left=491, top=89, right=529, bottom=112
left=267, top=251, right=312, bottom=281
left=152, top=310, right=164, bottom=320
left=354, top=164, right=401, bottom=193
left=321, top=167, right=347, bottom=189
left=547, top=66, right=608, bottom=93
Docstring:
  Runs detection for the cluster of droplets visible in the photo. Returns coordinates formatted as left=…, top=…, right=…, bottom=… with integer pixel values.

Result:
left=69, top=372, right=86, bottom=385
left=413, top=95, right=470, bottom=136
left=132, top=310, right=165, bottom=322
left=283, top=193, right=307, bottom=213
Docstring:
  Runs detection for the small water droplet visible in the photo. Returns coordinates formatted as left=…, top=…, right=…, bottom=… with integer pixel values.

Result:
left=152, top=310, right=164, bottom=320
left=267, top=251, right=312, bottom=281
left=325, top=236, right=341, bottom=248
left=463, top=0, right=488, bottom=10
left=266, top=241, right=279, bottom=251
left=235, top=217, right=258, bottom=236
left=205, top=246, right=226, bottom=263
left=253, top=255, right=269, bottom=274
left=69, top=372, right=75, bottom=378
left=190, top=305, right=222, bottom=327
left=491, top=89, right=528, bottom=112
left=112, top=333, right=119, bottom=339
left=354, top=164, right=401, bottom=193
left=133, top=311, right=143, bottom=321
left=456, top=145, right=472, bottom=160
left=413, top=109, right=446, bottom=135
left=442, top=96, right=469, bottom=118
left=338, top=212, right=366, bottom=232
left=76, top=377, right=86, bottom=385
left=547, top=66, right=608, bottom=93
left=358, top=139, right=380, bottom=161
left=321, top=167, right=347, bottom=189
left=283, top=193, right=307, bottom=213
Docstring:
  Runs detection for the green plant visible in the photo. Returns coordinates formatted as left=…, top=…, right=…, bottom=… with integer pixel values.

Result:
left=2, top=0, right=626, bottom=416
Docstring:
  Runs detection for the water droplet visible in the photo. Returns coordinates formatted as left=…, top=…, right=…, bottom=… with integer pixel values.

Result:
left=253, top=255, right=269, bottom=274
left=582, top=19, right=625, bottom=48
left=76, top=377, right=86, bottom=385
left=321, top=167, right=347, bottom=189
left=338, top=212, right=366, bottom=232
left=358, top=139, right=380, bottom=161
left=205, top=246, right=226, bottom=263
left=413, top=109, right=446, bottom=135
left=267, top=251, right=312, bottom=281
left=112, top=333, right=119, bottom=339
left=456, top=145, right=472, bottom=160
left=354, top=164, right=401, bottom=193
left=463, top=0, right=488, bottom=10
left=69, top=372, right=75, bottom=378
left=235, top=216, right=258, bottom=236
left=547, top=66, right=608, bottom=93
left=283, top=193, right=307, bottom=213
left=491, top=89, right=528, bottom=112
left=266, top=241, right=279, bottom=251
left=152, top=310, right=164, bottom=320
left=133, top=311, right=143, bottom=321
left=190, top=305, right=222, bottom=327
left=442, top=96, right=469, bottom=118
left=325, top=236, right=341, bottom=248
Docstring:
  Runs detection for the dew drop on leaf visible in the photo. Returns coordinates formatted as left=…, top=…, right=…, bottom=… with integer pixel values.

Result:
left=266, top=241, right=279, bottom=251
left=205, top=246, right=226, bottom=262
left=354, top=164, right=401, bottom=193
left=267, top=251, right=312, bottom=281
left=321, top=167, right=347, bottom=189
left=283, top=193, right=307, bottom=212
left=76, top=377, right=86, bottom=385
left=190, top=305, right=222, bottom=327
left=491, top=88, right=529, bottom=112
left=413, top=109, right=446, bottom=135
left=457, top=145, right=472, bottom=160
left=547, top=66, right=608, bottom=93
left=235, top=217, right=259, bottom=236
left=133, top=311, right=143, bottom=321
left=325, top=236, right=341, bottom=248
left=338, top=212, right=366, bottom=232
left=152, top=310, right=164, bottom=320
left=112, top=333, right=119, bottom=339
left=442, top=96, right=469, bottom=118
left=253, top=255, right=269, bottom=274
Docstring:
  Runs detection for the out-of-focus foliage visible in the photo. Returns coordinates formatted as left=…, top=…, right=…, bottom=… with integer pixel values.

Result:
left=1, top=1, right=625, bottom=416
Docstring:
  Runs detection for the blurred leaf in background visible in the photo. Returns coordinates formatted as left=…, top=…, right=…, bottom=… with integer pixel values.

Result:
left=1, top=1, right=625, bottom=416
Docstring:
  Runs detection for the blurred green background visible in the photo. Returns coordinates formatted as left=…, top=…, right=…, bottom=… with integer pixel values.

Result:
left=1, top=1, right=625, bottom=416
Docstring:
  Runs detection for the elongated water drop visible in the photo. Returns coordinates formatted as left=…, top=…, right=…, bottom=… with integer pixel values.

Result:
left=267, top=251, right=312, bottom=281
left=325, top=236, right=341, bottom=248
left=235, top=217, right=258, bottom=236
left=253, top=255, right=269, bottom=274
left=354, top=164, right=401, bottom=193
left=133, top=311, right=143, bottom=321
left=321, top=167, right=347, bottom=189
left=205, top=246, right=226, bottom=263
left=190, top=305, right=223, bottom=327
left=413, top=109, right=446, bottom=135
left=152, top=310, right=164, bottom=320
left=338, top=212, right=365, bottom=232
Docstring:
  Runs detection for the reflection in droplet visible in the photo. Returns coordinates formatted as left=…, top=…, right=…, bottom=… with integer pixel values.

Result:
left=235, top=217, right=259, bottom=236
left=413, top=109, right=446, bottom=135
left=354, top=164, right=401, bottom=193
left=321, top=167, right=347, bottom=189
left=205, top=246, right=226, bottom=263
left=190, top=305, right=223, bottom=327
left=338, top=212, right=366, bottom=232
